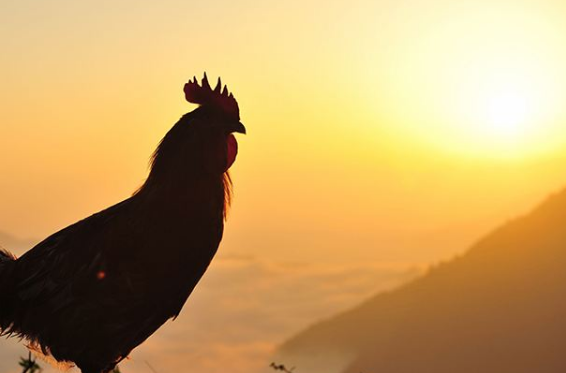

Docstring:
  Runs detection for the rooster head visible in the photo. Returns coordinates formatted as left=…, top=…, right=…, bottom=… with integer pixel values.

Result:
left=180, top=73, right=246, bottom=173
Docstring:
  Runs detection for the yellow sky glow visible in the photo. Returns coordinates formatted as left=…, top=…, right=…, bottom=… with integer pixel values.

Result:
left=2, top=0, right=566, bottom=265
left=357, top=1, right=566, bottom=159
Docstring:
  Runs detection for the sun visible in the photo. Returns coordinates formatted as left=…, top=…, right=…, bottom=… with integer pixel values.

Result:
left=361, top=2, right=566, bottom=160
left=453, top=69, right=562, bottom=158
left=482, top=89, right=532, bottom=140
left=468, top=83, right=540, bottom=150
left=426, top=50, right=564, bottom=159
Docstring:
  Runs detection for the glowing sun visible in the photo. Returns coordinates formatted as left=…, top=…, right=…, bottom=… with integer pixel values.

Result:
left=371, top=3, right=566, bottom=160
left=456, top=69, right=562, bottom=157
left=482, top=89, right=532, bottom=139
left=469, top=84, right=541, bottom=149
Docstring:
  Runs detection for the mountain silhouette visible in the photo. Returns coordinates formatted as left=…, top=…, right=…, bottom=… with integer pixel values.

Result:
left=279, top=188, right=566, bottom=373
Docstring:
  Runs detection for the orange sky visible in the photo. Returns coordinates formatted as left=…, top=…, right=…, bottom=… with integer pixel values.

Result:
left=4, top=2, right=566, bottom=373
left=2, top=0, right=566, bottom=266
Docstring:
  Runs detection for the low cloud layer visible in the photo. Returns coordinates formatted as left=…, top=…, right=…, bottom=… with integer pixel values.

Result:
left=0, top=255, right=420, bottom=373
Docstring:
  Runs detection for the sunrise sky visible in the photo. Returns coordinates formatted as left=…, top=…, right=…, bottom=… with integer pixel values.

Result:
left=3, top=0, right=566, bottom=372
left=3, top=0, right=566, bottom=265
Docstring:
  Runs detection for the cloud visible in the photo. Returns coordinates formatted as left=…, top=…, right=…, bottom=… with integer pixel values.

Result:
left=0, top=256, right=420, bottom=373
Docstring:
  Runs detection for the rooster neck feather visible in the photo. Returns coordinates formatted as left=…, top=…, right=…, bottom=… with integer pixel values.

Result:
left=134, top=117, right=232, bottom=219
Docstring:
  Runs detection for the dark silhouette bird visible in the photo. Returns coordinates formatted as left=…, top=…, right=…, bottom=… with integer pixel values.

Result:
left=0, top=73, right=246, bottom=373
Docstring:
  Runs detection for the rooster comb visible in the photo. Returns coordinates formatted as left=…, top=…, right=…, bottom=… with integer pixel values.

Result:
left=184, top=72, right=240, bottom=120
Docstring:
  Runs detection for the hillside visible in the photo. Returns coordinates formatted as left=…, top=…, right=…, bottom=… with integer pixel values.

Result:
left=279, top=189, right=566, bottom=373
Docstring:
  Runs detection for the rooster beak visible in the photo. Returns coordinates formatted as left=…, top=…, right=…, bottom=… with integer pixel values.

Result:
left=231, top=121, right=246, bottom=135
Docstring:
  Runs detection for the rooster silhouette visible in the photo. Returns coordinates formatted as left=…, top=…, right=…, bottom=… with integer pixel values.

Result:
left=0, top=73, right=246, bottom=373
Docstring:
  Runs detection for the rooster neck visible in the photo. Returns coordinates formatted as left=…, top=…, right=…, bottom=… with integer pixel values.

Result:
left=134, top=173, right=228, bottom=220
left=134, top=118, right=233, bottom=219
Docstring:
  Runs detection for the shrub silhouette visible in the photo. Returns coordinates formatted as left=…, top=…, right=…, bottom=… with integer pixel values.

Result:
left=17, top=354, right=122, bottom=373
left=19, top=353, right=40, bottom=373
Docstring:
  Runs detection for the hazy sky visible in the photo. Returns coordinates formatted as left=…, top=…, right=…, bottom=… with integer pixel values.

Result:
left=4, top=1, right=566, bottom=373
left=2, top=0, right=566, bottom=267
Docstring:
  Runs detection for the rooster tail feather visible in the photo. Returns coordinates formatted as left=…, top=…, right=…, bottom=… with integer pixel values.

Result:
left=0, top=247, right=16, bottom=334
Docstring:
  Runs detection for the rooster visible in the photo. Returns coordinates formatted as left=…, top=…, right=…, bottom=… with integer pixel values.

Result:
left=0, top=73, right=246, bottom=373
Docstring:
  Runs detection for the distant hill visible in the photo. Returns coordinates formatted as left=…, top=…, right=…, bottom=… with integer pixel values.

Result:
left=279, top=189, right=566, bottom=373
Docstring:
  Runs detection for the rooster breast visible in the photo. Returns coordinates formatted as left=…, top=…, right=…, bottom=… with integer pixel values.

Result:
left=6, top=193, right=224, bottom=372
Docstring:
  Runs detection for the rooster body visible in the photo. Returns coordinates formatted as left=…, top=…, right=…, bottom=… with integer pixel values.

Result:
left=0, top=74, right=245, bottom=373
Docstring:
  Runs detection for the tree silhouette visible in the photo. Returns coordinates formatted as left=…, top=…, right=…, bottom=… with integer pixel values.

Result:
left=270, top=362, right=295, bottom=373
